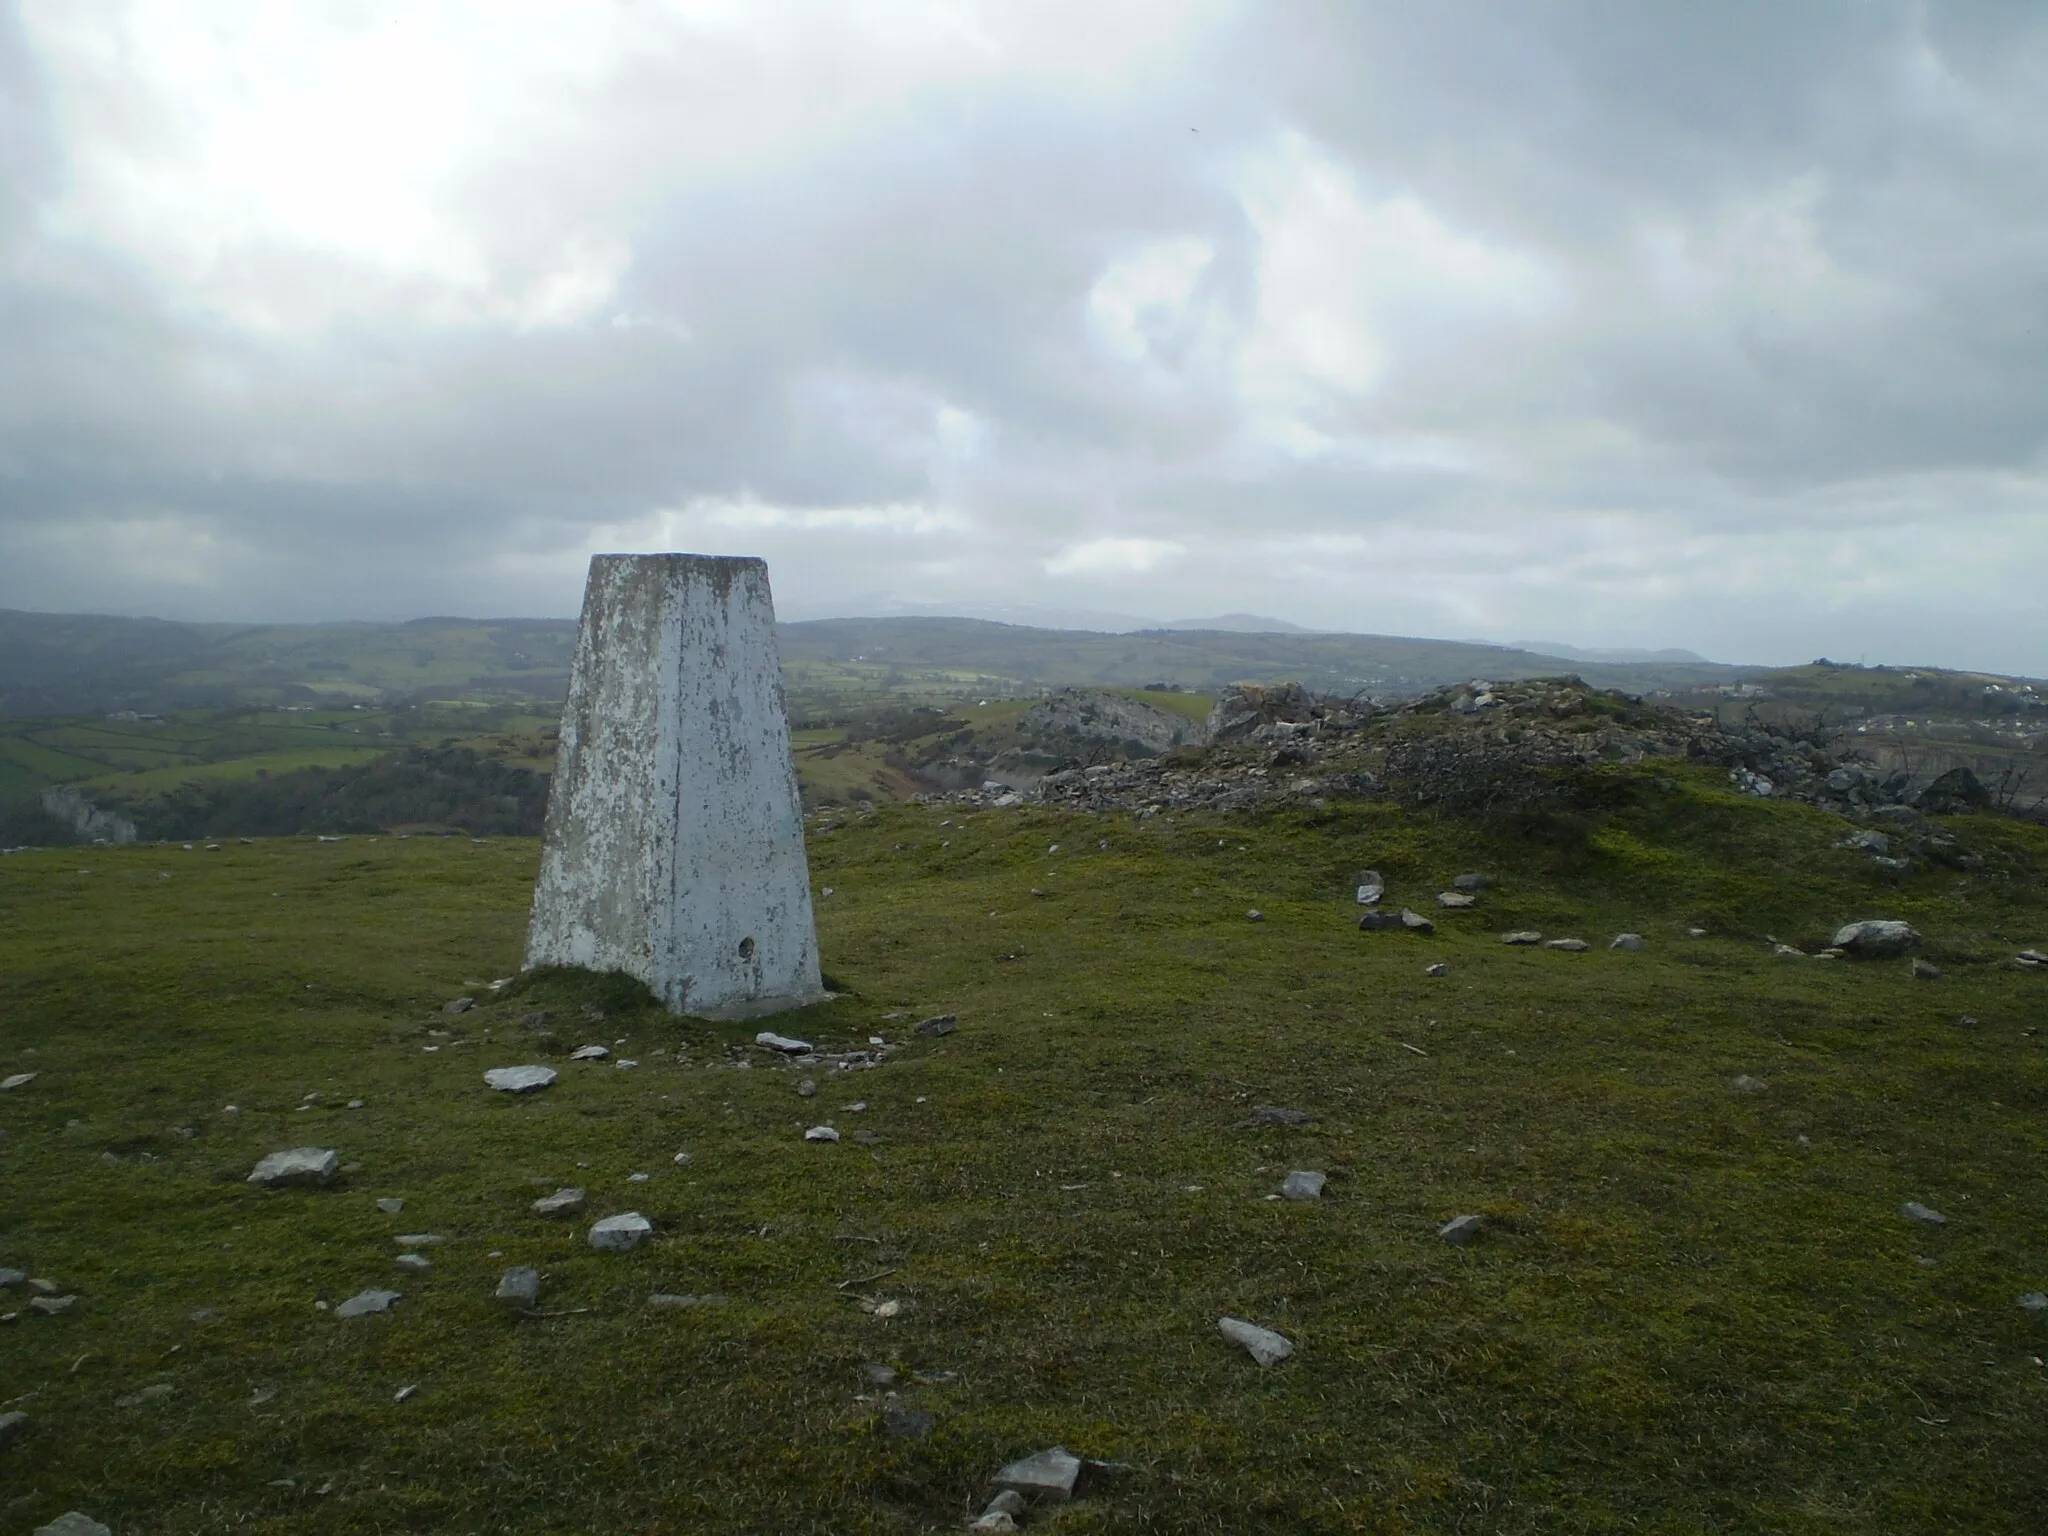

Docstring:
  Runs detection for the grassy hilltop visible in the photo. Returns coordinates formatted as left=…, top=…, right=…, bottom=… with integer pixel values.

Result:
left=3, top=764, right=2047, bottom=1532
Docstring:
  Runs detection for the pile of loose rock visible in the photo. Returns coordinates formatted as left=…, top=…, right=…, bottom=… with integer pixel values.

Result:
left=922, top=678, right=2012, bottom=833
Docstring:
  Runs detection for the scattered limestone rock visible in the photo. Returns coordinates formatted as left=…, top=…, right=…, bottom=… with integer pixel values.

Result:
left=2013, top=949, right=2046, bottom=971
left=1452, top=873, right=1491, bottom=892
left=1438, top=1214, right=1485, bottom=1245
left=568, top=1044, right=610, bottom=1062
left=532, top=1188, right=585, bottom=1218
left=1358, top=910, right=1405, bottom=931
left=1610, top=933, right=1646, bottom=951
left=1354, top=870, right=1384, bottom=905
left=1248, top=1105, right=1315, bottom=1127
left=28, top=1296, right=75, bottom=1315
left=1436, top=892, right=1476, bottom=909
left=0, top=1409, right=26, bottom=1445
left=1245, top=908, right=1265, bottom=921
left=485, top=1065, right=557, bottom=1093
left=442, top=997, right=474, bottom=1014
left=1502, top=931, right=1542, bottom=946
left=1218, top=1316, right=1294, bottom=1366
left=1832, top=920, right=1921, bottom=959
left=375, top=1197, right=405, bottom=1215
left=755, top=1031, right=813, bottom=1054
left=1399, top=908, right=1435, bottom=934
left=0, top=1268, right=24, bottom=1287
left=805, top=1125, right=841, bottom=1143
left=971, top=1490, right=1027, bottom=1532
left=1912, top=958, right=1942, bottom=981
left=394, top=1254, right=432, bottom=1274
left=2018, top=1292, right=2048, bottom=1312
left=496, top=1267, right=541, bottom=1307
left=796, top=1079, right=818, bottom=1097
left=247, top=1147, right=338, bottom=1187
left=1281, top=1170, right=1326, bottom=1201
left=1901, top=1201, right=1947, bottom=1227
left=34, top=1514, right=111, bottom=1536
left=334, top=1289, right=401, bottom=1318
left=993, top=1445, right=1084, bottom=1501
left=1545, top=938, right=1590, bottom=952
left=1730, top=1075, right=1768, bottom=1093
left=1, top=1072, right=37, bottom=1091
left=589, top=1213, right=653, bottom=1252
left=1424, top=962, right=1448, bottom=977
left=915, top=1015, right=957, bottom=1038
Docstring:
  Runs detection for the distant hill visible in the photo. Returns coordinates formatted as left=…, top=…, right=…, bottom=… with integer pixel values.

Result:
left=0, top=608, right=1756, bottom=722
left=1513, top=641, right=1715, bottom=665
left=1152, top=614, right=1311, bottom=634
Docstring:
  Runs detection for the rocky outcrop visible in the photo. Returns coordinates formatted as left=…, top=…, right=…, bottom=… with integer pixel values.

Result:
left=39, top=785, right=137, bottom=844
left=1016, top=689, right=1206, bottom=757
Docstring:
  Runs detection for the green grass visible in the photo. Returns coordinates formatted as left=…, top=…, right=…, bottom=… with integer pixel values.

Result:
left=2, top=771, right=2046, bottom=1532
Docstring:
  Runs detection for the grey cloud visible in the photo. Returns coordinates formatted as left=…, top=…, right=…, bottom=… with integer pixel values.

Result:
left=1, top=2, right=2045, bottom=671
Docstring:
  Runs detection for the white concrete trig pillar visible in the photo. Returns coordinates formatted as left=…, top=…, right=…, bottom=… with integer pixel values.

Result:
left=525, top=554, right=825, bottom=1017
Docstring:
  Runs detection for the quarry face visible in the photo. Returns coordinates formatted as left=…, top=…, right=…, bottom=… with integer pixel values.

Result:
left=525, top=553, right=825, bottom=1018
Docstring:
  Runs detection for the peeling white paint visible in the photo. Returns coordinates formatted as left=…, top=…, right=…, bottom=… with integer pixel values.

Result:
left=526, top=553, right=825, bottom=1017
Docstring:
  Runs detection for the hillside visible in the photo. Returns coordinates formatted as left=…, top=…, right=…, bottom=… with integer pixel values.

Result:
left=2, top=763, right=2045, bottom=1530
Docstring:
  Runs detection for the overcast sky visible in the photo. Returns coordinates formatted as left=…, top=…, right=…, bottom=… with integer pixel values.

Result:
left=3, top=2, right=2046, bottom=670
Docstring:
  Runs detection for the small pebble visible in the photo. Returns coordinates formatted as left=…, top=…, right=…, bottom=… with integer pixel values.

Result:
left=1438, top=1214, right=1485, bottom=1245
left=394, top=1384, right=418, bottom=1403
left=1281, top=1170, right=1326, bottom=1201
left=1902, top=1201, right=1947, bottom=1227
left=805, top=1126, right=841, bottom=1143
left=394, top=1253, right=432, bottom=1273
left=376, top=1197, right=405, bottom=1214
left=1424, top=962, right=1447, bottom=977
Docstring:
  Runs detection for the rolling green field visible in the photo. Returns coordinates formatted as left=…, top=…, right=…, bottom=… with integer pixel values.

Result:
left=3, top=767, right=2047, bottom=1532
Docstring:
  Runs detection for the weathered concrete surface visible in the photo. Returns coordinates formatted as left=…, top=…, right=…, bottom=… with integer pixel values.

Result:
left=526, top=554, right=825, bottom=1018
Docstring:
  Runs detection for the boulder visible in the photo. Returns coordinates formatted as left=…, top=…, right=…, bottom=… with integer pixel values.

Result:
left=496, top=1267, right=541, bottom=1307
left=589, top=1213, right=654, bottom=1252
left=993, top=1445, right=1084, bottom=1501
left=532, top=1187, right=585, bottom=1217
left=1501, top=931, right=1542, bottom=946
left=1206, top=682, right=1316, bottom=744
left=484, top=1065, right=557, bottom=1093
left=1218, top=1316, right=1294, bottom=1366
left=1354, top=870, right=1384, bottom=906
left=1610, top=933, right=1646, bottom=951
left=1915, top=766, right=1991, bottom=815
left=1436, top=892, right=1476, bottom=909
left=248, top=1148, right=339, bottom=1187
left=1399, top=909, right=1435, bottom=934
left=1832, top=920, right=1921, bottom=959
left=1281, top=1170, right=1326, bottom=1201
left=334, top=1288, right=401, bottom=1318
left=1358, top=910, right=1405, bottom=932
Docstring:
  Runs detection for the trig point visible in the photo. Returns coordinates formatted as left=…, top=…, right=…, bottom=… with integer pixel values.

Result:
left=526, top=554, right=826, bottom=1018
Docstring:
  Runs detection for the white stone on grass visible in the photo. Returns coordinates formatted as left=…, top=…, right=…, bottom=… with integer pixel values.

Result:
left=525, top=555, right=826, bottom=1020
left=756, top=1032, right=812, bottom=1054
left=248, top=1148, right=339, bottom=1187
left=569, top=1044, right=609, bottom=1061
left=1281, top=1170, right=1327, bottom=1201
left=1218, top=1316, right=1294, bottom=1366
left=532, top=1188, right=585, bottom=1217
left=1833, top=920, right=1921, bottom=958
left=589, top=1212, right=653, bottom=1252
left=1439, top=1214, right=1485, bottom=1244
left=1502, top=931, right=1542, bottom=946
left=1545, top=938, right=1591, bottom=952
left=393, top=1254, right=432, bottom=1274
left=496, top=1267, right=541, bottom=1307
left=993, top=1446, right=1084, bottom=1501
left=375, top=1197, right=405, bottom=1214
left=485, top=1065, right=557, bottom=1093
left=334, top=1289, right=401, bottom=1318
left=34, top=1514, right=111, bottom=1536
left=804, top=1125, right=841, bottom=1143
left=1902, top=1201, right=1947, bottom=1227
left=1, top=1072, right=37, bottom=1090
left=1610, top=933, right=1646, bottom=951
